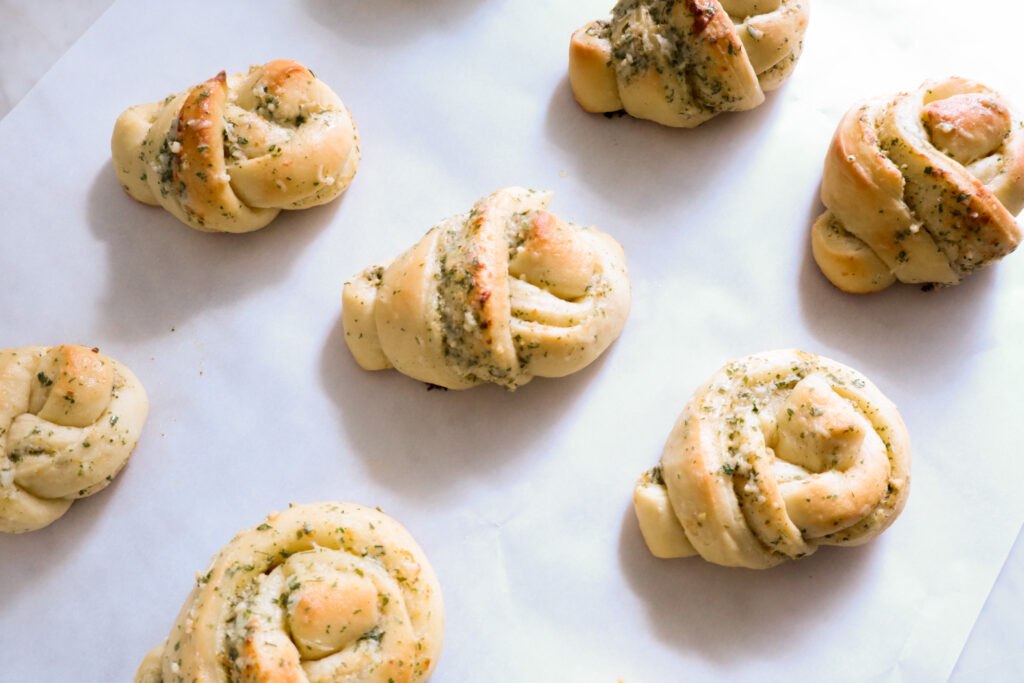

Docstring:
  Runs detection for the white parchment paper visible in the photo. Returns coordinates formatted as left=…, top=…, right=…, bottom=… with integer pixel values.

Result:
left=0, top=0, right=1022, bottom=680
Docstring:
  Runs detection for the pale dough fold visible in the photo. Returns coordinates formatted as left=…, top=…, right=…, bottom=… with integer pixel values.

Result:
left=343, top=187, right=631, bottom=390
left=0, top=345, right=148, bottom=533
left=112, top=59, right=359, bottom=233
left=569, top=0, right=808, bottom=127
left=634, top=349, right=910, bottom=569
left=812, top=77, right=1024, bottom=292
left=135, top=502, right=444, bottom=683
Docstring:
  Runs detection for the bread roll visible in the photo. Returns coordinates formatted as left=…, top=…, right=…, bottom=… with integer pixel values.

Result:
left=112, top=59, right=359, bottom=233
left=812, top=77, right=1024, bottom=292
left=0, top=345, right=148, bottom=533
left=343, top=187, right=631, bottom=390
left=634, top=349, right=910, bottom=568
left=136, top=502, right=444, bottom=683
left=569, top=0, right=808, bottom=127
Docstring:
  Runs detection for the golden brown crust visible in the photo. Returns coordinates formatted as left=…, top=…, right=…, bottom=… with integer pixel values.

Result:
left=568, top=0, right=808, bottom=127
left=177, top=73, right=237, bottom=225
left=111, top=59, right=359, bottom=233
left=813, top=78, right=1024, bottom=292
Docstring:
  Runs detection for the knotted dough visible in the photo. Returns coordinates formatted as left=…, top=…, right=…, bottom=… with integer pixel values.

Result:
left=0, top=345, right=148, bottom=533
left=112, top=59, right=359, bottom=233
left=634, top=350, right=910, bottom=568
left=135, top=502, right=444, bottom=683
left=343, top=187, right=631, bottom=390
left=812, top=77, right=1024, bottom=292
left=569, top=0, right=808, bottom=127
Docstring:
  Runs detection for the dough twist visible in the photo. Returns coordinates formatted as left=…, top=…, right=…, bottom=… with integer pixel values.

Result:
left=569, top=0, right=808, bottom=127
left=634, top=350, right=910, bottom=568
left=112, top=59, right=359, bottom=233
left=135, top=502, right=444, bottom=683
left=812, top=77, right=1024, bottom=292
left=343, top=187, right=631, bottom=390
left=0, top=345, right=148, bottom=533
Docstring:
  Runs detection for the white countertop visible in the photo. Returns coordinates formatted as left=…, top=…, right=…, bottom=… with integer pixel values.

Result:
left=1, top=0, right=1022, bottom=680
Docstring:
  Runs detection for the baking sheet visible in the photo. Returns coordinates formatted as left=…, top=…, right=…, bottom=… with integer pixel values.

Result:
left=1, top=0, right=1023, bottom=680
